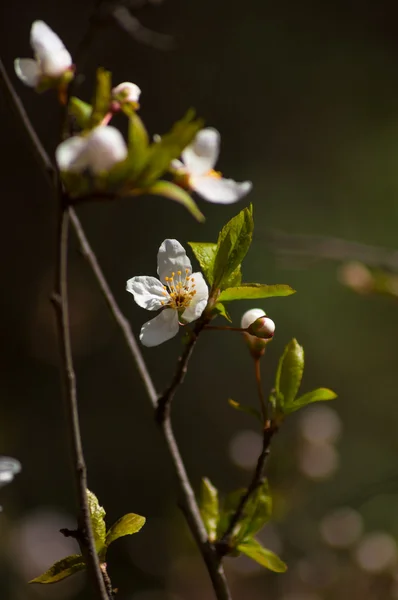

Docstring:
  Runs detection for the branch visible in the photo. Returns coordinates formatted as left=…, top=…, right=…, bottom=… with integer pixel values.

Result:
left=268, top=229, right=398, bottom=273
left=52, top=205, right=109, bottom=599
left=217, top=424, right=277, bottom=556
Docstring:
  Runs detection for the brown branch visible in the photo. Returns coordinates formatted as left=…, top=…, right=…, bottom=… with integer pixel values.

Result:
left=217, top=424, right=277, bottom=556
left=52, top=205, right=109, bottom=599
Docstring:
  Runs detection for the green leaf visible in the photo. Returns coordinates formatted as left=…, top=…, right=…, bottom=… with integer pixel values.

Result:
left=68, top=97, right=92, bottom=129
left=90, top=68, right=112, bottom=128
left=105, top=513, right=146, bottom=549
left=218, top=283, right=295, bottom=302
left=188, top=242, right=217, bottom=285
left=29, top=555, right=85, bottom=584
left=275, top=339, right=304, bottom=410
left=137, top=110, right=204, bottom=187
left=87, top=489, right=106, bottom=553
left=125, top=112, right=150, bottom=179
left=217, top=488, right=246, bottom=537
left=223, top=265, right=242, bottom=289
left=212, top=302, right=232, bottom=322
left=228, top=399, right=261, bottom=422
left=238, top=539, right=287, bottom=573
left=199, top=478, right=219, bottom=542
left=239, top=481, right=272, bottom=539
left=145, top=181, right=204, bottom=222
left=212, top=205, right=254, bottom=290
left=285, top=388, right=337, bottom=415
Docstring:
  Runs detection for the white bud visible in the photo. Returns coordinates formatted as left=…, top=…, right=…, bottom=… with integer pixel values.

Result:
left=248, top=316, right=275, bottom=339
left=241, top=308, right=274, bottom=358
left=241, top=308, right=266, bottom=330
left=112, top=81, right=141, bottom=104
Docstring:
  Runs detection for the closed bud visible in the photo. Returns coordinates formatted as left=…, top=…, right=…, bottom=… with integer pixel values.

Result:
left=241, top=308, right=275, bottom=358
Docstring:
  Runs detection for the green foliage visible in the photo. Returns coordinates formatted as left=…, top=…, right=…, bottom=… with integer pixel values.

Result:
left=29, top=555, right=85, bottom=584
left=199, top=478, right=219, bottom=542
left=212, top=205, right=253, bottom=290
left=237, top=539, right=287, bottom=573
left=69, top=97, right=92, bottom=129
left=105, top=513, right=146, bottom=549
left=146, top=181, right=204, bottom=222
left=273, top=339, right=337, bottom=418
left=228, top=399, right=261, bottom=422
left=218, top=283, right=295, bottom=302
left=30, top=489, right=145, bottom=585
left=188, top=242, right=217, bottom=284
left=90, top=68, right=112, bottom=128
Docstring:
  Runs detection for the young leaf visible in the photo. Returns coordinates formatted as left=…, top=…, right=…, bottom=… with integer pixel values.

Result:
left=217, top=488, right=246, bottom=537
left=87, top=489, right=106, bottom=553
left=29, top=555, right=85, bottom=584
left=199, top=478, right=219, bottom=542
left=239, top=481, right=272, bottom=539
left=68, top=97, right=92, bottom=129
left=218, top=283, right=295, bottom=302
left=90, top=68, right=112, bottom=128
left=238, top=539, right=287, bottom=573
left=127, top=112, right=150, bottom=178
left=145, top=181, right=204, bottom=222
left=284, top=388, right=337, bottom=415
left=275, top=339, right=304, bottom=409
left=188, top=242, right=217, bottom=284
left=223, top=265, right=242, bottom=289
left=212, top=205, right=254, bottom=290
left=228, top=399, right=261, bottom=422
left=105, top=513, right=146, bottom=549
left=137, top=110, right=204, bottom=187
left=212, top=302, right=232, bottom=322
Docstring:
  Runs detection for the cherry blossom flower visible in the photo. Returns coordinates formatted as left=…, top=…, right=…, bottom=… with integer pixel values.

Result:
left=56, top=126, right=128, bottom=175
left=126, top=239, right=209, bottom=346
left=172, top=128, right=252, bottom=204
left=15, top=20, right=72, bottom=87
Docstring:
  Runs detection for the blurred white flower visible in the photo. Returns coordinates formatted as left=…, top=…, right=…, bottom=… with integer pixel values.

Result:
left=0, top=456, right=21, bottom=510
left=172, top=128, right=252, bottom=204
left=56, top=126, right=128, bottom=175
left=112, top=81, right=141, bottom=105
left=15, top=20, right=72, bottom=87
left=126, top=239, right=208, bottom=346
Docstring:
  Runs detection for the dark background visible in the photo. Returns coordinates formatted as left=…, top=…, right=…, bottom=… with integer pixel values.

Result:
left=2, top=1, right=398, bottom=598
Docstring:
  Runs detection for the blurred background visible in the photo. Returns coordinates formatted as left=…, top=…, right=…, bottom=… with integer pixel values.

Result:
left=2, top=0, right=398, bottom=598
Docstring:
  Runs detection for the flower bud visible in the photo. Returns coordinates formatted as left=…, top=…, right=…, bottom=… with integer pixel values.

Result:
left=112, top=82, right=141, bottom=105
left=241, top=308, right=275, bottom=358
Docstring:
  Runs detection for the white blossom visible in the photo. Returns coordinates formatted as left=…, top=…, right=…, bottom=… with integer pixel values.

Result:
left=56, top=126, right=128, bottom=175
left=0, top=457, right=21, bottom=510
left=172, top=128, right=252, bottom=204
left=15, top=20, right=72, bottom=87
left=126, top=239, right=209, bottom=346
left=112, top=81, right=141, bottom=104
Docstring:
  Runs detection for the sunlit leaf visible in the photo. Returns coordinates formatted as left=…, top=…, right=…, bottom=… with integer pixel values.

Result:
left=105, top=513, right=146, bottom=549
left=239, top=481, right=272, bottom=539
left=285, top=388, right=337, bottom=415
left=89, top=68, right=112, bottom=128
left=199, top=478, right=219, bottom=542
left=29, top=555, right=85, bottom=584
left=275, top=339, right=304, bottom=409
left=218, top=284, right=295, bottom=302
left=228, top=399, right=261, bottom=422
left=188, top=242, right=217, bottom=284
left=87, top=489, right=106, bottom=554
left=145, top=181, right=204, bottom=222
left=238, top=538, right=287, bottom=573
left=212, top=205, right=253, bottom=290
left=68, top=97, right=92, bottom=129
left=212, top=302, right=232, bottom=322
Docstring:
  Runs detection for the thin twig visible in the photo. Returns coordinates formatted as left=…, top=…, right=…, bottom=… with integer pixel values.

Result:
left=52, top=206, right=109, bottom=600
left=217, top=424, right=277, bottom=556
left=254, top=358, right=267, bottom=425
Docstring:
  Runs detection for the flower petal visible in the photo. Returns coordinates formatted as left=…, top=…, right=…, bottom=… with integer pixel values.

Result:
left=140, top=310, right=179, bottom=347
left=112, top=82, right=141, bottom=103
left=182, top=272, right=208, bottom=323
left=85, top=126, right=128, bottom=174
left=182, top=128, right=220, bottom=176
left=40, top=48, right=72, bottom=78
left=55, top=136, right=89, bottom=172
left=241, top=308, right=266, bottom=330
left=126, top=276, right=167, bottom=310
left=0, top=457, right=21, bottom=488
left=157, top=239, right=192, bottom=283
left=31, top=21, right=66, bottom=56
left=191, top=175, right=252, bottom=204
left=14, top=58, right=40, bottom=87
